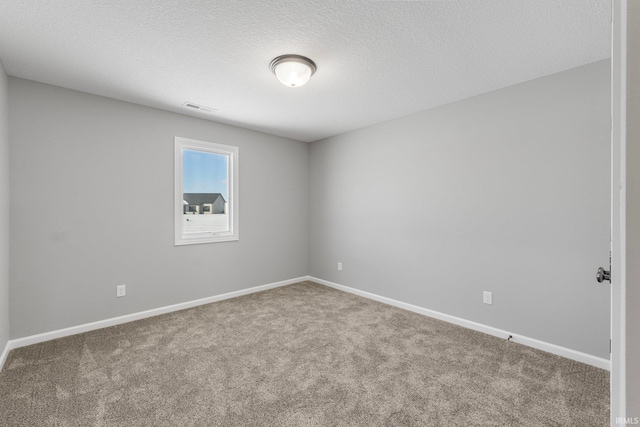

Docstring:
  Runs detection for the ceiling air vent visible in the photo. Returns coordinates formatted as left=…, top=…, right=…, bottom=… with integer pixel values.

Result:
left=182, top=102, right=217, bottom=113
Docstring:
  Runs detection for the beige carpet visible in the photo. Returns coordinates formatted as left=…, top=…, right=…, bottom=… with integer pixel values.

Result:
left=0, top=281, right=609, bottom=426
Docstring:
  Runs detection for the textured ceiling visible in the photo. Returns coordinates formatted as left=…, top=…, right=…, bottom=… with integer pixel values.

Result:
left=0, top=0, right=611, bottom=142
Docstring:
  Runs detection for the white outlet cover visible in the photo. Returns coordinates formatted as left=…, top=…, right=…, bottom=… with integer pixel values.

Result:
left=337, top=262, right=343, bottom=271
left=483, top=291, right=492, bottom=305
left=117, top=285, right=126, bottom=297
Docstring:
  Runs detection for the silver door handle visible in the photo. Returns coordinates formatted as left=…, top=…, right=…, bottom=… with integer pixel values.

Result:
left=596, top=267, right=611, bottom=283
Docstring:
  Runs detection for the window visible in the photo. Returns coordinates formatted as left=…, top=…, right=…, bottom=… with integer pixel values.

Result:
left=175, top=137, right=239, bottom=245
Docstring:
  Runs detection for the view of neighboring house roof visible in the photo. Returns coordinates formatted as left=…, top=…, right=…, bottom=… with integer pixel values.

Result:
left=183, top=193, right=226, bottom=205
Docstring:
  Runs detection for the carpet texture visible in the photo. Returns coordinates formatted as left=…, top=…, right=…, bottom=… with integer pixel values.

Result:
left=0, top=281, right=609, bottom=426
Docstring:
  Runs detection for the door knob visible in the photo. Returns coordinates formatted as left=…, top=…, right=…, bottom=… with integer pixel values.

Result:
left=596, top=267, right=611, bottom=283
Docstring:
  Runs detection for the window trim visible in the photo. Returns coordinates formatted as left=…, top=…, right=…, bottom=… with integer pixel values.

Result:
left=174, top=136, right=239, bottom=245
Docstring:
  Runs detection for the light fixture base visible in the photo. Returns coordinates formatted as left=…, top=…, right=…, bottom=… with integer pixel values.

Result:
left=270, top=54, right=317, bottom=88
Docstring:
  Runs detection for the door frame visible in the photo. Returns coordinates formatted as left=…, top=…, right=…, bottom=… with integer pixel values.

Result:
left=611, top=0, right=626, bottom=421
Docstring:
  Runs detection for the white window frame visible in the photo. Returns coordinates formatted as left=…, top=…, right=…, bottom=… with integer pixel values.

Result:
left=174, top=137, right=239, bottom=245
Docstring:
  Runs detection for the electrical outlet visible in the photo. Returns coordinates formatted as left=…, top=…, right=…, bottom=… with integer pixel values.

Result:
left=483, top=291, right=492, bottom=305
left=117, top=284, right=126, bottom=298
left=337, top=262, right=343, bottom=271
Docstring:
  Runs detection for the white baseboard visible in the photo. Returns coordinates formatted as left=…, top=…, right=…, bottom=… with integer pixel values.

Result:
left=2, top=275, right=610, bottom=373
left=0, top=339, right=10, bottom=373
left=5, top=276, right=308, bottom=356
left=309, top=276, right=611, bottom=371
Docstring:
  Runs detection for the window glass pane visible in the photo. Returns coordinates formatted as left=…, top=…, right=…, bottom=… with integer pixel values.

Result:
left=175, top=136, right=238, bottom=245
left=182, top=149, right=229, bottom=234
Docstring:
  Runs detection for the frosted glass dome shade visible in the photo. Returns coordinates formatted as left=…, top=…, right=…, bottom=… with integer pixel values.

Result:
left=270, top=55, right=317, bottom=88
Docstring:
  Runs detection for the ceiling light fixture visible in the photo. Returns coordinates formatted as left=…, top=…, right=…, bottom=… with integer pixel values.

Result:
left=269, top=54, right=317, bottom=88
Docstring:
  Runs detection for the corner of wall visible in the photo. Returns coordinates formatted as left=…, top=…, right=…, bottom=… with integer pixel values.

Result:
left=0, top=58, right=11, bottom=370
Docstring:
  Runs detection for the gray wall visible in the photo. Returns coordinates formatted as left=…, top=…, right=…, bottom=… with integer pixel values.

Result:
left=626, top=0, right=640, bottom=416
left=0, top=61, right=9, bottom=352
left=310, top=61, right=611, bottom=359
left=8, top=78, right=309, bottom=338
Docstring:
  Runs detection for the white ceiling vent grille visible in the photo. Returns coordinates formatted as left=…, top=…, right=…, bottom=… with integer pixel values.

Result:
left=182, top=102, right=217, bottom=113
